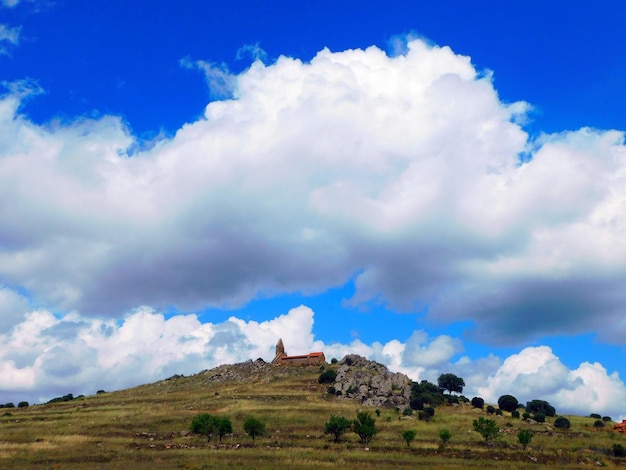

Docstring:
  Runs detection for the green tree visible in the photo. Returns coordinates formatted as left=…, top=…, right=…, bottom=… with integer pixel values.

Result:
left=402, top=429, right=416, bottom=447
left=439, top=428, right=452, bottom=449
left=213, top=417, right=233, bottom=442
left=353, top=411, right=377, bottom=444
left=437, top=373, right=465, bottom=395
left=243, top=416, right=266, bottom=444
left=190, top=413, right=217, bottom=442
left=517, top=429, right=533, bottom=450
left=472, top=417, right=500, bottom=444
left=324, top=415, right=352, bottom=443
left=497, top=394, right=518, bottom=413
left=526, top=399, right=555, bottom=417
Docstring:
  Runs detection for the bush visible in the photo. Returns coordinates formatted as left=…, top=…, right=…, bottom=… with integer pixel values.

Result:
left=495, top=409, right=503, bottom=416
left=602, top=416, right=612, bottom=422
left=590, top=413, right=601, bottom=419
left=471, top=397, right=484, bottom=409
left=402, top=407, right=413, bottom=416
left=554, top=416, right=571, bottom=429
left=446, top=395, right=459, bottom=404
left=96, top=390, right=106, bottom=394
left=497, top=395, right=519, bottom=413
left=410, top=398, right=424, bottom=411
left=473, top=417, right=499, bottom=444
left=353, top=411, right=377, bottom=444
left=324, top=414, right=352, bottom=443
left=418, top=406, right=435, bottom=422
left=318, top=369, right=337, bottom=384
left=439, top=428, right=452, bottom=448
left=486, top=405, right=496, bottom=414
left=533, top=412, right=546, bottom=423
left=511, top=410, right=520, bottom=419
left=331, top=357, right=338, bottom=364
left=243, top=416, right=266, bottom=443
left=326, top=386, right=336, bottom=395
left=517, top=429, right=533, bottom=450
left=594, top=419, right=605, bottom=428
left=522, top=412, right=531, bottom=420
left=613, top=443, right=626, bottom=457
left=17, top=401, right=28, bottom=408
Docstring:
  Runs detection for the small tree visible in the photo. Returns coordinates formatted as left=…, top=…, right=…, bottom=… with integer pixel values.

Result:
left=324, top=415, right=352, bottom=443
left=613, top=444, right=626, bottom=457
left=473, top=417, right=500, bottom=444
left=526, top=399, right=555, bottom=417
left=439, top=428, right=452, bottom=449
left=497, top=395, right=519, bottom=413
left=190, top=413, right=217, bottom=442
left=594, top=419, right=605, bottom=428
left=318, top=369, right=337, bottom=384
left=353, top=411, right=377, bottom=444
left=402, top=429, right=416, bottom=447
left=213, top=417, right=233, bottom=442
left=471, top=397, right=484, bottom=409
left=17, top=401, right=28, bottom=408
left=517, top=429, right=533, bottom=450
left=437, top=373, right=465, bottom=395
left=243, top=416, right=266, bottom=444
left=554, top=416, right=571, bottom=429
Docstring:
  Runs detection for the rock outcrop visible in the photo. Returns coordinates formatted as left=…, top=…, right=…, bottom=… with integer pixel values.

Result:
left=332, top=354, right=411, bottom=408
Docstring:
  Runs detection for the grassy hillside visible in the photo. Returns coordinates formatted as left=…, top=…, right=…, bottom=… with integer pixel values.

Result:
left=1, top=362, right=625, bottom=469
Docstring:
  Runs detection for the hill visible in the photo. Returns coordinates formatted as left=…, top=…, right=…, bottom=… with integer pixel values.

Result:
left=0, top=356, right=625, bottom=469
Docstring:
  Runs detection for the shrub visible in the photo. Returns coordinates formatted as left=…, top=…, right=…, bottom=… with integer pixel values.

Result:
left=602, top=416, right=612, bottom=422
left=511, top=410, right=520, bottom=419
left=439, top=428, right=452, bottom=448
left=533, top=412, right=546, bottom=423
left=331, top=357, right=338, bottom=364
left=3, top=403, right=15, bottom=408
left=243, top=416, right=266, bottom=443
left=353, top=411, right=377, bottom=444
left=446, top=395, right=459, bottom=404
left=554, top=416, right=571, bottom=429
left=375, top=409, right=381, bottom=417
left=402, top=429, right=416, bottom=447
left=96, top=390, right=106, bottom=394
left=486, top=405, right=496, bottom=414
left=522, top=412, right=531, bottom=420
left=590, top=413, right=602, bottom=419
left=495, top=409, right=503, bottom=416
left=324, top=414, right=352, bottom=443
left=459, top=395, right=470, bottom=403
left=419, top=406, right=435, bottom=422
left=410, top=398, right=424, bottom=410
left=471, top=397, right=484, bottom=409
left=517, top=429, right=533, bottom=450
left=326, top=386, right=336, bottom=395
left=213, top=417, right=233, bottom=442
left=318, top=369, right=337, bottom=384
left=473, top=417, right=500, bottom=444
left=17, top=401, right=28, bottom=408
left=594, top=419, right=605, bottom=428
left=497, top=395, right=519, bottom=413
left=402, top=407, right=413, bottom=416
left=613, top=443, right=626, bottom=457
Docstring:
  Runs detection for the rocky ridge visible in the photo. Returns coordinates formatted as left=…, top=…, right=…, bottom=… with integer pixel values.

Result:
left=332, top=354, right=411, bottom=408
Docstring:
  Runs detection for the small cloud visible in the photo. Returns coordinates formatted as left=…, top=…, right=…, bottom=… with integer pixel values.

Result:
left=236, top=43, right=268, bottom=63
left=180, top=57, right=235, bottom=99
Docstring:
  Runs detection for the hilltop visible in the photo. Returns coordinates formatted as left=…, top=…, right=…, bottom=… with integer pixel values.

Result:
left=0, top=356, right=625, bottom=469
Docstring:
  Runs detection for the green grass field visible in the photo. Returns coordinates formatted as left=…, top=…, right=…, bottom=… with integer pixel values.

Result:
left=1, top=364, right=625, bottom=469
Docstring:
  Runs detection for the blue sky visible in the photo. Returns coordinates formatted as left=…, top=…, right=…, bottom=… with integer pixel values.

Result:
left=2, top=0, right=626, bottom=419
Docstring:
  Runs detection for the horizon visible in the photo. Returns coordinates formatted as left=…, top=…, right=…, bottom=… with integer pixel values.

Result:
left=1, top=0, right=626, bottom=420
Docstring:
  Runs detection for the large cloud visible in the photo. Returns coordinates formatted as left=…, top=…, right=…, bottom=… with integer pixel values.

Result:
left=1, top=38, right=626, bottom=343
left=0, top=303, right=623, bottom=420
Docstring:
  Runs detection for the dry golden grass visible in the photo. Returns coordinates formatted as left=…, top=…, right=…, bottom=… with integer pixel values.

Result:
left=1, top=364, right=625, bottom=469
